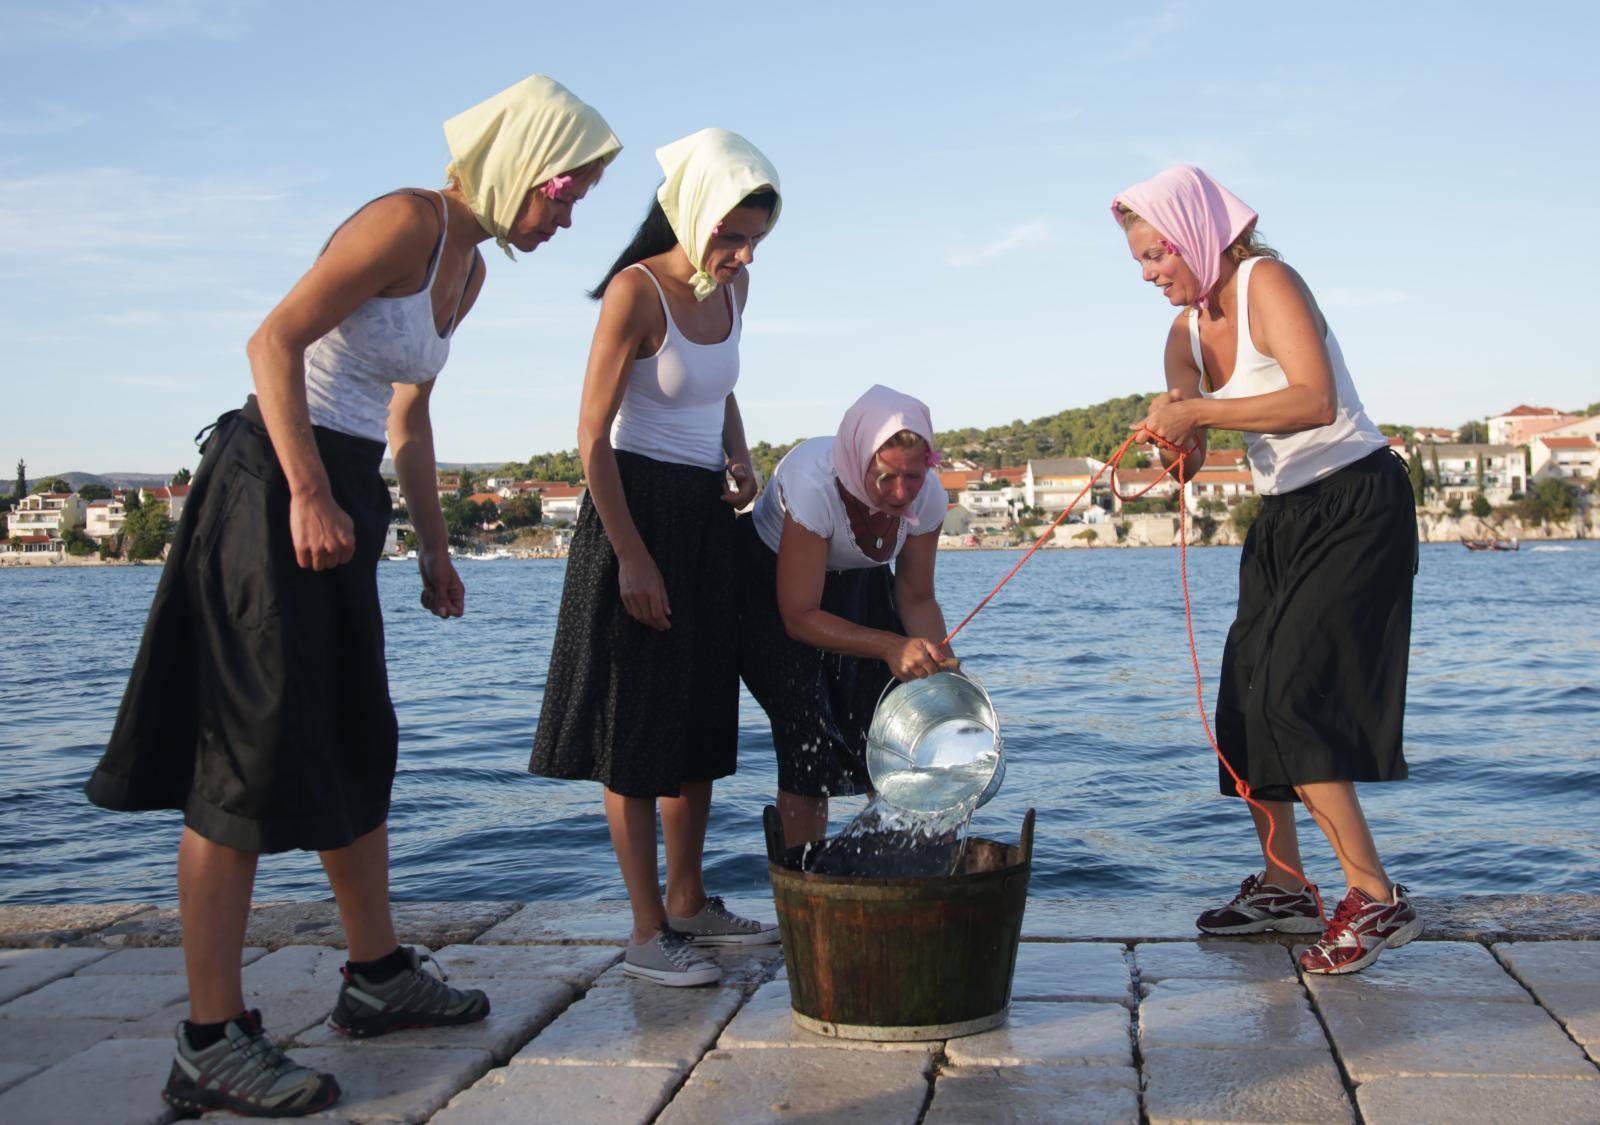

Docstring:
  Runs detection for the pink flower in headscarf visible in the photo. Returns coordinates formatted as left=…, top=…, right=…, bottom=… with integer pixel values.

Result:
left=925, top=447, right=943, bottom=469
left=832, top=385, right=937, bottom=526
left=538, top=174, right=574, bottom=201
left=1111, top=165, right=1257, bottom=310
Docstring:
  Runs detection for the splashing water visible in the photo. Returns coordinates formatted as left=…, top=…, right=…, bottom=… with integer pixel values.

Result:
left=802, top=794, right=980, bottom=877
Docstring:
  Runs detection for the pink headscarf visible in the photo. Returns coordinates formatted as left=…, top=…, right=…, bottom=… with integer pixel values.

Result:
left=832, top=384, right=936, bottom=523
left=1111, top=165, right=1257, bottom=310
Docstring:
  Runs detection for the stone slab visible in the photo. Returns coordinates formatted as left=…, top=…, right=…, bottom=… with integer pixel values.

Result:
left=0, top=904, right=156, bottom=948
left=1316, top=993, right=1597, bottom=1080
left=0, top=1016, right=128, bottom=1092
left=431, top=1061, right=681, bottom=1125
left=476, top=901, right=634, bottom=945
left=944, top=1001, right=1132, bottom=1067
left=1511, top=981, right=1600, bottom=1066
left=1142, top=1045, right=1353, bottom=1124
left=257, top=1045, right=493, bottom=1123
left=0, top=1036, right=177, bottom=1124
left=88, top=902, right=517, bottom=951
left=1011, top=942, right=1132, bottom=1004
left=717, top=980, right=939, bottom=1052
left=511, top=979, right=744, bottom=1069
left=117, top=990, right=334, bottom=1044
left=431, top=944, right=620, bottom=989
left=1301, top=940, right=1530, bottom=1003
left=1356, top=1075, right=1600, bottom=1125
left=1139, top=980, right=1326, bottom=1050
left=79, top=947, right=267, bottom=976
left=0, top=1061, right=40, bottom=1095
left=0, top=972, right=188, bottom=1020
left=657, top=1046, right=934, bottom=1124
left=0, top=947, right=113, bottom=1003
left=924, top=1063, right=1139, bottom=1123
left=1493, top=940, right=1600, bottom=988
left=1017, top=899, right=1197, bottom=942
left=1133, top=939, right=1295, bottom=984
left=294, top=976, right=575, bottom=1062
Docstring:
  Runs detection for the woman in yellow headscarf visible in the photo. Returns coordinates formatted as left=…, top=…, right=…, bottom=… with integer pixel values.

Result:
left=532, top=128, right=782, bottom=987
left=85, top=74, right=618, bottom=1119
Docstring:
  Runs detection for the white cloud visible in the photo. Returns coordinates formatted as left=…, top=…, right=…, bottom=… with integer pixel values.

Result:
left=0, top=0, right=255, bottom=51
left=945, top=221, right=1054, bottom=269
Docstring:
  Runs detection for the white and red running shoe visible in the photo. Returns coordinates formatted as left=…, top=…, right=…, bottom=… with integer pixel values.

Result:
left=1196, top=873, right=1325, bottom=935
left=1298, top=884, right=1423, bottom=975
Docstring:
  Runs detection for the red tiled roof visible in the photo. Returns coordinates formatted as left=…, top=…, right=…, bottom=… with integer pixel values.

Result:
left=1540, top=437, right=1597, bottom=450
left=147, top=485, right=190, bottom=500
left=1196, top=470, right=1255, bottom=484
left=1496, top=405, right=1561, bottom=417
left=540, top=485, right=585, bottom=499
left=1113, top=468, right=1175, bottom=485
left=12, top=534, right=51, bottom=544
left=1387, top=436, right=1406, bottom=446
left=1204, top=449, right=1246, bottom=465
left=466, top=492, right=501, bottom=505
left=939, top=470, right=980, bottom=491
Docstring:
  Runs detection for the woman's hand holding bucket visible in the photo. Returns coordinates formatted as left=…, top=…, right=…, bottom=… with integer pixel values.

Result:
left=884, top=635, right=958, bottom=681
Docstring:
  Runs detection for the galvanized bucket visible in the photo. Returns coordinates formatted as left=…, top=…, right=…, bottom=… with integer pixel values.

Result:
left=864, top=669, right=1004, bottom=813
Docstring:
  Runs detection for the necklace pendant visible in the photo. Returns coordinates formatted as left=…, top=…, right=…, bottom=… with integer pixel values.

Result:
left=874, top=536, right=884, bottom=549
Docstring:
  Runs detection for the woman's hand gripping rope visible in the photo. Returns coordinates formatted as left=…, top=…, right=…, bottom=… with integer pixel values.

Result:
left=939, top=427, right=1326, bottom=925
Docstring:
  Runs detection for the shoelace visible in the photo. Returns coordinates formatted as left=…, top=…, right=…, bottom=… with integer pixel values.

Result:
left=701, top=896, right=754, bottom=930
left=1318, top=896, right=1366, bottom=944
left=237, top=1030, right=297, bottom=1080
left=1229, top=873, right=1263, bottom=905
left=656, top=926, right=703, bottom=969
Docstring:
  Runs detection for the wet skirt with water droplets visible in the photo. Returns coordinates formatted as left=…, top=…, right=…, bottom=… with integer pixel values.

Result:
left=736, top=515, right=903, bottom=798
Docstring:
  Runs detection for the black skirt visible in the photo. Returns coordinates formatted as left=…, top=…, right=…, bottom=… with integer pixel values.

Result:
left=736, top=515, right=904, bottom=799
left=530, top=451, right=738, bottom=798
left=85, top=397, right=397, bottom=853
left=1214, top=447, right=1417, bottom=802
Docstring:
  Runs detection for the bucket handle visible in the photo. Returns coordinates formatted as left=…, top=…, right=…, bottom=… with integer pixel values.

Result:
left=762, top=805, right=785, bottom=865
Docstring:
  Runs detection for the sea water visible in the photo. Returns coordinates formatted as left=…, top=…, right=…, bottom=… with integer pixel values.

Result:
left=802, top=795, right=981, bottom=877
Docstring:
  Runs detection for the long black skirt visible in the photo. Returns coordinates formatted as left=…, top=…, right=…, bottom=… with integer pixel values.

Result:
left=85, top=397, right=397, bottom=853
left=1214, top=448, right=1417, bottom=802
left=736, top=516, right=903, bottom=798
left=530, top=451, right=738, bottom=798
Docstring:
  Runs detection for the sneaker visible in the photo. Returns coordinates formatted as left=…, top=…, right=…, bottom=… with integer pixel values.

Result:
left=1196, top=872, right=1325, bottom=935
left=162, top=1010, right=340, bottom=1119
left=326, top=947, right=490, bottom=1038
left=1299, top=884, right=1422, bottom=975
left=624, top=924, right=724, bottom=986
left=667, top=895, right=780, bottom=946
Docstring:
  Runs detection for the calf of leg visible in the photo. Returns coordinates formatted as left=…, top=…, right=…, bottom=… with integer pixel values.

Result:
left=178, top=828, right=258, bottom=1023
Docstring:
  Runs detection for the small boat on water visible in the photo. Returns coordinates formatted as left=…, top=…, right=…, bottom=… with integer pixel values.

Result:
left=1462, top=538, right=1519, bottom=552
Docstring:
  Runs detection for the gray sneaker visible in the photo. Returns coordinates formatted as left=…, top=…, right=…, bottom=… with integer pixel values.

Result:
left=162, top=1010, right=340, bottom=1118
left=668, top=895, right=780, bottom=946
left=624, top=925, right=724, bottom=986
left=326, top=947, right=490, bottom=1038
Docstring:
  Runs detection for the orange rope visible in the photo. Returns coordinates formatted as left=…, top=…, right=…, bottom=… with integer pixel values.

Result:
left=943, top=433, right=1326, bottom=923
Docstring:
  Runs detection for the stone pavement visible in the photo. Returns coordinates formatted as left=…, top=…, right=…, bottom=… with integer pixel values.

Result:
left=0, top=894, right=1595, bottom=1124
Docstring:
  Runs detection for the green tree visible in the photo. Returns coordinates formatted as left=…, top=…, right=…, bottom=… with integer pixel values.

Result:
left=171, top=467, right=192, bottom=486
left=1584, top=403, right=1600, bottom=417
left=41, top=476, right=72, bottom=494
left=1445, top=495, right=1462, bottom=517
left=121, top=494, right=171, bottom=560
left=77, top=483, right=113, bottom=502
left=1406, top=449, right=1426, bottom=506
left=750, top=439, right=803, bottom=483
left=499, top=494, right=542, bottom=528
left=1516, top=478, right=1577, bottom=525
left=1471, top=492, right=1492, bottom=519
left=1457, top=420, right=1489, bottom=444
left=1230, top=495, right=1262, bottom=536
left=456, top=468, right=477, bottom=499
left=1428, top=445, right=1442, bottom=502
left=62, top=527, right=95, bottom=556
left=13, top=459, right=25, bottom=500
left=1192, top=513, right=1219, bottom=543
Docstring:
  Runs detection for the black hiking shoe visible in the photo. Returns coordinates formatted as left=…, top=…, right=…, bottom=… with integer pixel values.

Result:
left=326, top=946, right=490, bottom=1038
left=162, top=1010, right=340, bottom=1118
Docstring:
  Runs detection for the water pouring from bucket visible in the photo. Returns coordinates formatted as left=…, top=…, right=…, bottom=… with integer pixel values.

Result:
left=866, top=669, right=1004, bottom=814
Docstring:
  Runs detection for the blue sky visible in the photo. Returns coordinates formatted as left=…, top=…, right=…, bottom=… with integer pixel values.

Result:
left=3, top=0, right=1596, bottom=475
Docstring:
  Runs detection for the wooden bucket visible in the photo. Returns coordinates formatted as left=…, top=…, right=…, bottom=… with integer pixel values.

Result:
left=764, top=807, right=1034, bottom=1041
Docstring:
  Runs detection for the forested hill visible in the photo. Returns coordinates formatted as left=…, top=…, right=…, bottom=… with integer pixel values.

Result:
left=935, top=394, right=1243, bottom=466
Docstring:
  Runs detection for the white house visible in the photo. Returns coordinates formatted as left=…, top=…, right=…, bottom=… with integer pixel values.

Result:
left=139, top=484, right=189, bottom=521
left=1423, top=443, right=1525, bottom=504
left=1487, top=405, right=1580, bottom=446
left=1025, top=457, right=1109, bottom=517
left=85, top=498, right=127, bottom=541
left=1530, top=435, right=1598, bottom=481
left=4, top=492, right=84, bottom=550
left=539, top=485, right=586, bottom=524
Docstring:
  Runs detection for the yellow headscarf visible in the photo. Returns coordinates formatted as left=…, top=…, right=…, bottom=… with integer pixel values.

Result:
left=444, top=75, right=622, bottom=260
left=654, top=128, right=781, bottom=300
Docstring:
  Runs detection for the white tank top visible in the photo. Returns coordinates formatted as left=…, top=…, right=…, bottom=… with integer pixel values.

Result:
left=1192, top=257, right=1385, bottom=495
left=609, top=264, right=740, bottom=471
left=303, top=191, right=475, bottom=442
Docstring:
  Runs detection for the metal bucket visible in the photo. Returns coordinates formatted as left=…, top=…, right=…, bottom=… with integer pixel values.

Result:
left=764, top=807, right=1034, bottom=1040
left=865, top=669, right=1004, bottom=813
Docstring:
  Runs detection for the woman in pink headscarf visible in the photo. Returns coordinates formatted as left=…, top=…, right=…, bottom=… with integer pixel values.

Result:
left=1113, top=165, right=1421, bottom=976
left=738, top=385, right=955, bottom=846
